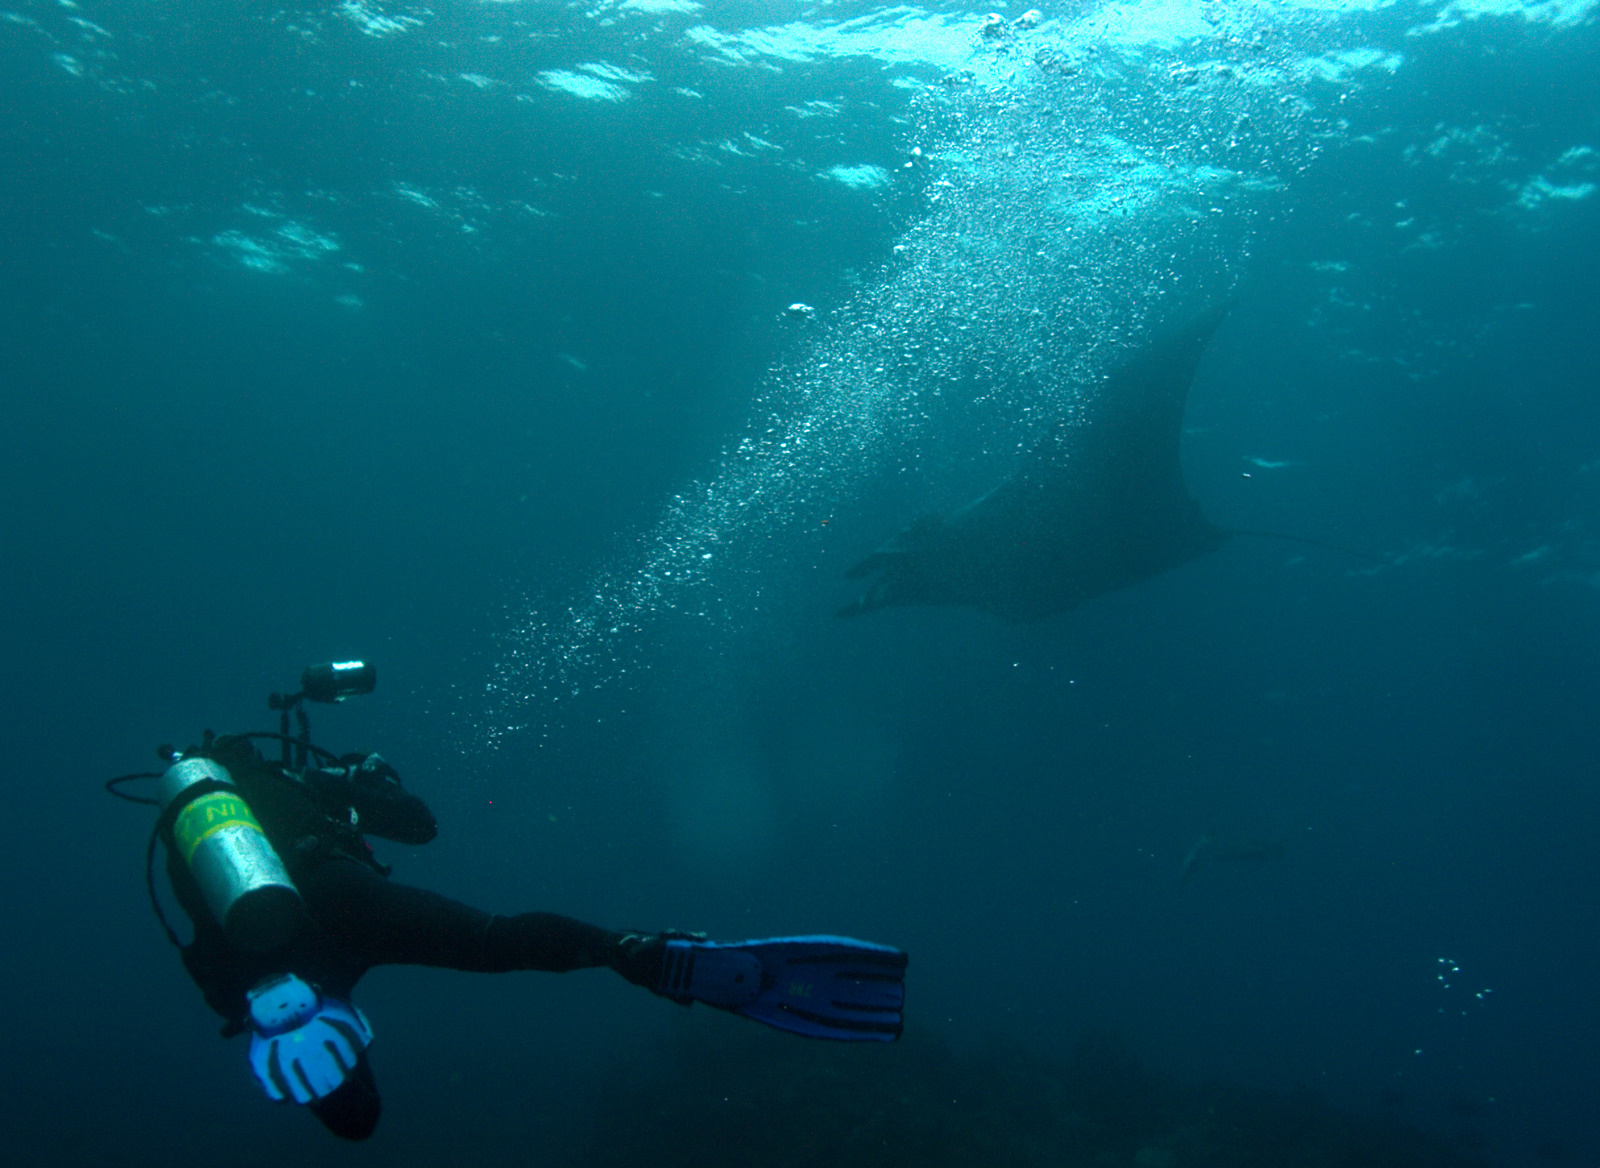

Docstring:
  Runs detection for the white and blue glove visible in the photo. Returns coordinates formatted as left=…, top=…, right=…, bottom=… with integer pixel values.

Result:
left=245, top=973, right=373, bottom=1104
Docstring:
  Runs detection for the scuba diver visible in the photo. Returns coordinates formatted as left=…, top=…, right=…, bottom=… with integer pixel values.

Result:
left=107, top=661, right=907, bottom=1141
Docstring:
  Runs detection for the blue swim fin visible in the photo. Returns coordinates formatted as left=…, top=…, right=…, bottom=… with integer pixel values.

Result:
left=656, top=935, right=907, bottom=1042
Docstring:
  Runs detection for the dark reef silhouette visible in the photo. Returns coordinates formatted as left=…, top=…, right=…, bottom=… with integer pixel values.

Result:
left=582, top=1017, right=1495, bottom=1168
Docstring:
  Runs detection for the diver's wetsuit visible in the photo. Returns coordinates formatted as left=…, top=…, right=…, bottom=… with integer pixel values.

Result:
left=168, top=738, right=649, bottom=1140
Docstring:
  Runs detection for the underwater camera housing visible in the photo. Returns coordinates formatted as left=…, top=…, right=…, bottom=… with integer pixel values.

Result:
left=273, top=660, right=376, bottom=709
left=267, top=660, right=376, bottom=771
left=301, top=660, right=376, bottom=703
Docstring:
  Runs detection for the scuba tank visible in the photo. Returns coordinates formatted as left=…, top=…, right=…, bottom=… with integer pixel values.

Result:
left=157, top=757, right=305, bottom=953
left=107, top=660, right=377, bottom=952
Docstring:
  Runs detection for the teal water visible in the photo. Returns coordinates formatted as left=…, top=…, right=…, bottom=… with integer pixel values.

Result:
left=3, top=2, right=1597, bottom=1164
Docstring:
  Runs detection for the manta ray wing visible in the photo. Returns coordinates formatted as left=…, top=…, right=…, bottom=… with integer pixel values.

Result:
left=838, top=304, right=1232, bottom=622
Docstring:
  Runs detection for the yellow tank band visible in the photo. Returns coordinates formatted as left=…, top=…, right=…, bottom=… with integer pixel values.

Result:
left=173, top=790, right=266, bottom=864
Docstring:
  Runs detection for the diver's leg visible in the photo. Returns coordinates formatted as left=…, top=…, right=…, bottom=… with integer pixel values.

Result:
left=308, top=1052, right=381, bottom=1140
left=297, top=858, right=634, bottom=975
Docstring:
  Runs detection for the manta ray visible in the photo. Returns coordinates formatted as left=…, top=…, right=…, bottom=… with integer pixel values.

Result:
left=838, top=304, right=1234, bottom=622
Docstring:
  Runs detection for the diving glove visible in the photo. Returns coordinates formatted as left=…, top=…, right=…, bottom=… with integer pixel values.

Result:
left=245, top=973, right=373, bottom=1104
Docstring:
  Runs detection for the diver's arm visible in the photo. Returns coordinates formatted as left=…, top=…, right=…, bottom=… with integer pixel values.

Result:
left=305, top=754, right=438, bottom=844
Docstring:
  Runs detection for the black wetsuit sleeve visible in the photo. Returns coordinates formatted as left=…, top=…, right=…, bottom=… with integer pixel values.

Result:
left=304, top=758, right=438, bottom=845
left=348, top=781, right=437, bottom=844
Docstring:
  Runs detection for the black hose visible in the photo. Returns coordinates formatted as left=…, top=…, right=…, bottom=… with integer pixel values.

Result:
left=105, top=774, right=162, bottom=805
left=233, top=731, right=343, bottom=766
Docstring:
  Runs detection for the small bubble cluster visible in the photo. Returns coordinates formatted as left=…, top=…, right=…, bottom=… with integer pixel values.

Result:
left=1436, top=957, right=1493, bottom=1017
